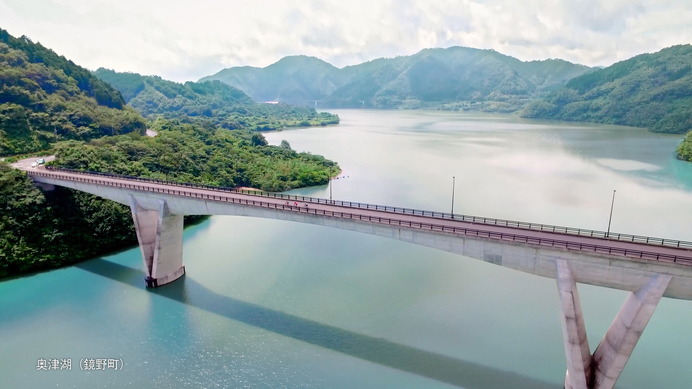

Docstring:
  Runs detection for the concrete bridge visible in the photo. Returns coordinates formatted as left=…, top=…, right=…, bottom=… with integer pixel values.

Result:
left=25, top=167, right=692, bottom=389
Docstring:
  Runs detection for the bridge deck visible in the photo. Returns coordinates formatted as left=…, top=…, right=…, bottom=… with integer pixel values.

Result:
left=28, top=168, right=692, bottom=266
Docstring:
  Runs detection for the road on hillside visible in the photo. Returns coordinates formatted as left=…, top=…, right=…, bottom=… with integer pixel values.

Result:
left=10, top=155, right=56, bottom=170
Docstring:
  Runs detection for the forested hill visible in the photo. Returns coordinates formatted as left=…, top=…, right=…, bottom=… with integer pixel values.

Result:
left=200, top=47, right=591, bottom=112
left=93, top=68, right=253, bottom=113
left=0, top=29, right=145, bottom=155
left=521, top=44, right=692, bottom=134
left=1, top=29, right=341, bottom=279
left=199, top=56, right=342, bottom=106
left=94, top=68, right=339, bottom=130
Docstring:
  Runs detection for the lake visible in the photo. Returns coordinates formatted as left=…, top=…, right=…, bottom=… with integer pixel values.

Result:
left=1, top=110, right=691, bottom=388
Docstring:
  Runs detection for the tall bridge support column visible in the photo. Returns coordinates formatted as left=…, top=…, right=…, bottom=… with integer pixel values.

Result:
left=556, top=260, right=671, bottom=389
left=129, top=197, right=185, bottom=288
left=556, top=260, right=592, bottom=388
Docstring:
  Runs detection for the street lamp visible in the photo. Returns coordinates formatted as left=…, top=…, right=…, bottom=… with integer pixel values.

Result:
left=606, top=189, right=616, bottom=238
left=329, top=166, right=333, bottom=202
left=451, top=176, right=456, bottom=218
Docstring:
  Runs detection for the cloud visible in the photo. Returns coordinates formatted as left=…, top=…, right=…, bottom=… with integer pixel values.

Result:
left=0, top=0, right=689, bottom=82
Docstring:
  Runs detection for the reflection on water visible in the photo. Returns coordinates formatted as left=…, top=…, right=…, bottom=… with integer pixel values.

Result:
left=595, top=158, right=662, bottom=172
left=78, top=258, right=555, bottom=389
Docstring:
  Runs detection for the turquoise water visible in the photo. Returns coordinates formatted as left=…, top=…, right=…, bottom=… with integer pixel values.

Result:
left=2, top=110, right=691, bottom=388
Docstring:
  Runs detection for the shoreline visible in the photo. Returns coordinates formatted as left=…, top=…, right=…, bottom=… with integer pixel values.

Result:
left=236, top=168, right=348, bottom=194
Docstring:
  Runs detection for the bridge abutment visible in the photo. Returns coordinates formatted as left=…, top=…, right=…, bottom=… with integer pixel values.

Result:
left=129, top=196, right=185, bottom=288
left=556, top=259, right=671, bottom=389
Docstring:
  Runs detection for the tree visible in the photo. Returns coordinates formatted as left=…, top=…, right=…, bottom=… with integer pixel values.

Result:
left=677, top=131, right=692, bottom=161
left=251, top=133, right=268, bottom=146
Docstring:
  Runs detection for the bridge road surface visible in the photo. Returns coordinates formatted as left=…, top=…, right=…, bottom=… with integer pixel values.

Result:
left=26, top=167, right=692, bottom=267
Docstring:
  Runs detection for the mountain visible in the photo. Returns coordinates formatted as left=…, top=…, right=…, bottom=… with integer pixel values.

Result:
left=94, top=68, right=253, bottom=116
left=201, top=56, right=343, bottom=105
left=0, top=29, right=146, bottom=155
left=95, top=68, right=339, bottom=130
left=201, top=47, right=592, bottom=111
left=521, top=44, right=692, bottom=134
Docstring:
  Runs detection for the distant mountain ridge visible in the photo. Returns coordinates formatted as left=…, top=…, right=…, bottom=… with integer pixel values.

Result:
left=93, top=68, right=339, bottom=130
left=203, top=56, right=342, bottom=105
left=201, top=47, right=592, bottom=111
left=94, top=68, right=254, bottom=117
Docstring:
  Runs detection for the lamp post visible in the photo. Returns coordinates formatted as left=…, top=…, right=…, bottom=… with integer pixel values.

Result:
left=606, top=189, right=616, bottom=238
left=451, top=176, right=456, bottom=218
left=329, top=167, right=333, bottom=202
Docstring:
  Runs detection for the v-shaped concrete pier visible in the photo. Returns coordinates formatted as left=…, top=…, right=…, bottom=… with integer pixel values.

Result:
left=557, top=259, right=671, bottom=389
left=129, top=196, right=185, bottom=287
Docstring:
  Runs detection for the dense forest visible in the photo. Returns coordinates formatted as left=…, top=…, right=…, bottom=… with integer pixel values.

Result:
left=0, top=162, right=136, bottom=278
left=0, top=124, right=338, bottom=279
left=521, top=45, right=691, bottom=135
left=94, top=68, right=339, bottom=130
left=0, top=30, right=146, bottom=156
left=0, top=29, right=339, bottom=280
left=52, top=122, right=337, bottom=192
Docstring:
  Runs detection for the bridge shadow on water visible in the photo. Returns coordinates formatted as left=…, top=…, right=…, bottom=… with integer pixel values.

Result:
left=76, top=258, right=556, bottom=389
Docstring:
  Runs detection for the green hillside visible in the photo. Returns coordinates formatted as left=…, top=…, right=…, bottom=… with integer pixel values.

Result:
left=0, top=29, right=146, bottom=156
left=0, top=163, right=137, bottom=278
left=677, top=131, right=692, bottom=161
left=0, top=30, right=339, bottom=280
left=1, top=121, right=338, bottom=279
left=202, top=47, right=591, bottom=111
left=95, top=68, right=339, bottom=130
left=51, top=124, right=337, bottom=192
left=521, top=44, right=692, bottom=134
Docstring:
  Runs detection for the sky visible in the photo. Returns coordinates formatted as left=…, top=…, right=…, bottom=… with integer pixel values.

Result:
left=1, top=0, right=690, bottom=82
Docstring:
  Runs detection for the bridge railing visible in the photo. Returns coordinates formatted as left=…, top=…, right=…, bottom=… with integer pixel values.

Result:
left=32, top=167, right=692, bottom=265
left=230, top=191, right=692, bottom=251
left=35, top=167, right=692, bottom=252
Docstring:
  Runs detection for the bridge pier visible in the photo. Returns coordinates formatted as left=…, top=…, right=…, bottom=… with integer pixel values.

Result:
left=129, top=197, right=185, bottom=288
left=556, top=259, right=671, bottom=389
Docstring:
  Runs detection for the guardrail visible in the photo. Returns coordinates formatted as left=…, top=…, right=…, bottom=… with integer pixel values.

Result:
left=36, top=167, right=692, bottom=250
left=28, top=168, right=692, bottom=265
